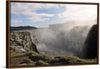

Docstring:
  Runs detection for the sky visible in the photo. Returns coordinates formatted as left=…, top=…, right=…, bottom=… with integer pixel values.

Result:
left=11, top=2, right=97, bottom=27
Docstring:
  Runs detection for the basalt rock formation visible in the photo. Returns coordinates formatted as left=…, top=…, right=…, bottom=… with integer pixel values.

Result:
left=10, top=32, right=38, bottom=53
left=83, top=24, right=98, bottom=59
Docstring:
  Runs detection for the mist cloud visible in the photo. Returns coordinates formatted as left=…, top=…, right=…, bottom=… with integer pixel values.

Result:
left=29, top=20, right=96, bottom=57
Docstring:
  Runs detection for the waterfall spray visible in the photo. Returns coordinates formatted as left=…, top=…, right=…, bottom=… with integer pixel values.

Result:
left=29, top=22, right=94, bottom=58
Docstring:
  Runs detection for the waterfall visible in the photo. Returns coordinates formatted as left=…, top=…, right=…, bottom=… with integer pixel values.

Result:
left=29, top=22, right=94, bottom=57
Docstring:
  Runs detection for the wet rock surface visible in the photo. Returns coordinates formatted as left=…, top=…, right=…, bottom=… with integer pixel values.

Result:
left=83, top=25, right=98, bottom=59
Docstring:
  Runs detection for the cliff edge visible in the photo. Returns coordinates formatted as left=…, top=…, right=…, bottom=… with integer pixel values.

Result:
left=10, top=32, right=38, bottom=53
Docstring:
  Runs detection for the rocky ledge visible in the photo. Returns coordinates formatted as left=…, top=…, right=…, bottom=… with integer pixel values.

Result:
left=10, top=32, right=38, bottom=53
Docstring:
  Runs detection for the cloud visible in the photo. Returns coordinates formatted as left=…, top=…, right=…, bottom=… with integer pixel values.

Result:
left=11, top=3, right=59, bottom=14
left=11, top=3, right=97, bottom=27
left=58, top=4, right=97, bottom=22
left=11, top=3, right=59, bottom=22
left=38, top=13, right=54, bottom=17
left=28, top=16, right=50, bottom=22
left=11, top=19, right=22, bottom=23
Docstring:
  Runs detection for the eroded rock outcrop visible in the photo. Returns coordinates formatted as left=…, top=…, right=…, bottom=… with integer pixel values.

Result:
left=10, top=32, right=38, bottom=53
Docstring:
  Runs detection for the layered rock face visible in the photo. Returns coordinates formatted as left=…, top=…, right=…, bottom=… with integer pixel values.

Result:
left=83, top=24, right=98, bottom=59
left=10, top=32, right=38, bottom=53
